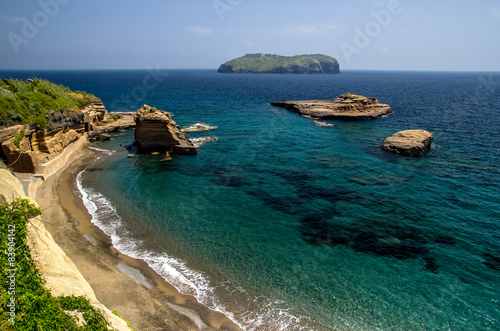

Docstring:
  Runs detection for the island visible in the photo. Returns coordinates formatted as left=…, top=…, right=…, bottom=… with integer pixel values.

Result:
left=381, top=130, right=434, bottom=156
left=217, top=53, right=340, bottom=74
left=270, top=93, right=392, bottom=120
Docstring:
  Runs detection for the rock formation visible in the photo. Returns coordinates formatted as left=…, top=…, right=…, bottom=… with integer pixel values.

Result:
left=270, top=93, right=392, bottom=120
left=181, top=123, right=217, bottom=132
left=134, top=105, right=197, bottom=155
left=381, top=130, right=433, bottom=156
left=0, top=103, right=108, bottom=173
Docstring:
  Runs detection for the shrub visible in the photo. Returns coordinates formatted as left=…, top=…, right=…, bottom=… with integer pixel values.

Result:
left=0, top=199, right=110, bottom=330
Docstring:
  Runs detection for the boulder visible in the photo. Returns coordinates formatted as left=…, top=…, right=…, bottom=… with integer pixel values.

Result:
left=381, top=130, right=433, bottom=156
left=270, top=93, right=392, bottom=120
left=134, top=105, right=197, bottom=155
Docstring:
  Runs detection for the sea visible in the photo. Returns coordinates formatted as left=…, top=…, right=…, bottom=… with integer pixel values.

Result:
left=1, top=69, right=499, bottom=330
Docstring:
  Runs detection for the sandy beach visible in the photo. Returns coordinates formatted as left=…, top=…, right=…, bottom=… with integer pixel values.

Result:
left=35, top=147, right=243, bottom=331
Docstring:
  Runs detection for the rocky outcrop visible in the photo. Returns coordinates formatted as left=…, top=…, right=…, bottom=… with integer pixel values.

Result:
left=270, top=93, right=392, bottom=120
left=181, top=123, right=217, bottom=133
left=88, top=112, right=136, bottom=142
left=1, top=102, right=108, bottom=173
left=381, top=130, right=433, bottom=156
left=134, top=105, right=197, bottom=155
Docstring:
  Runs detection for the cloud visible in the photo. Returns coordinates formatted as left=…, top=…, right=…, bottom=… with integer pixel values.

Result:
left=272, top=23, right=338, bottom=35
left=0, top=15, right=24, bottom=24
left=188, top=26, right=213, bottom=35
left=380, top=48, right=391, bottom=53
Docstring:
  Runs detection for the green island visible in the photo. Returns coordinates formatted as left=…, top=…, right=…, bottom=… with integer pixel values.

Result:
left=217, top=53, right=340, bottom=74
left=0, top=79, right=101, bottom=130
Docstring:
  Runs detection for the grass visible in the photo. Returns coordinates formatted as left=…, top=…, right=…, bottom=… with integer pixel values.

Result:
left=0, top=78, right=101, bottom=130
left=0, top=199, right=110, bottom=330
left=219, top=54, right=339, bottom=73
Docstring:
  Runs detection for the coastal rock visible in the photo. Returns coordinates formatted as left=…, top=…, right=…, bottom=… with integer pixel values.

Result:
left=134, top=105, right=197, bottom=155
left=270, top=93, right=392, bottom=120
left=181, top=123, right=217, bottom=132
left=313, top=120, right=334, bottom=127
left=1, top=102, right=110, bottom=173
left=381, top=130, right=433, bottom=157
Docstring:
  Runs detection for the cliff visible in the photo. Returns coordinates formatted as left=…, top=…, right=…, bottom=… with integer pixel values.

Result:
left=271, top=93, right=392, bottom=120
left=0, top=170, right=131, bottom=331
left=134, top=105, right=197, bottom=154
left=218, top=54, right=340, bottom=74
left=0, top=102, right=109, bottom=173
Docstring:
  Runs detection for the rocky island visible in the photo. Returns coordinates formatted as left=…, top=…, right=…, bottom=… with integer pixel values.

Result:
left=218, top=53, right=340, bottom=74
left=381, top=130, right=434, bottom=156
left=271, top=93, right=392, bottom=120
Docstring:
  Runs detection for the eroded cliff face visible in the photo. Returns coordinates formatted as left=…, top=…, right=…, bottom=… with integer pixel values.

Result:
left=0, top=102, right=106, bottom=173
left=134, top=105, right=197, bottom=155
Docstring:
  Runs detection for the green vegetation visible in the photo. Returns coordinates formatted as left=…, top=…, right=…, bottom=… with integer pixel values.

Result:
left=0, top=199, right=110, bottom=330
left=12, top=129, right=25, bottom=148
left=218, top=54, right=340, bottom=74
left=112, top=310, right=133, bottom=329
left=0, top=78, right=101, bottom=130
left=108, top=114, right=118, bottom=121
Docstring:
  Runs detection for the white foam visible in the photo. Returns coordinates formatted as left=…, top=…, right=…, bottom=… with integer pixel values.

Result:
left=76, top=169, right=310, bottom=331
left=88, top=146, right=114, bottom=155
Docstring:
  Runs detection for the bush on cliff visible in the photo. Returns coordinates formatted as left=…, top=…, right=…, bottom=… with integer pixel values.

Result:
left=0, top=78, right=101, bottom=130
left=0, top=199, right=109, bottom=330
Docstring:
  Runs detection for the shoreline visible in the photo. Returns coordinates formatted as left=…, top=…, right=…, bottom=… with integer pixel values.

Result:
left=35, top=146, right=243, bottom=331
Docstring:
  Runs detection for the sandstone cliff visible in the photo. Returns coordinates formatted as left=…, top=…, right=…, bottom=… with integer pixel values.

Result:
left=381, top=130, right=434, bottom=156
left=134, top=105, right=197, bottom=155
left=1, top=102, right=108, bottom=173
left=0, top=169, right=131, bottom=331
left=271, top=93, right=392, bottom=120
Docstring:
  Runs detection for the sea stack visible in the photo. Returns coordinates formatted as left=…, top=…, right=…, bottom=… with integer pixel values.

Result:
left=381, top=130, right=433, bottom=156
left=134, top=105, right=197, bottom=155
left=271, top=93, right=392, bottom=120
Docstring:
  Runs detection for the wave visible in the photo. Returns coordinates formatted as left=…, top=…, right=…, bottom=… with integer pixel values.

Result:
left=88, top=146, right=114, bottom=155
left=76, top=168, right=311, bottom=331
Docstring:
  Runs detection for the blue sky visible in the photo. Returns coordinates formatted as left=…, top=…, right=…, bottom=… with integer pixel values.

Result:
left=1, top=0, right=499, bottom=71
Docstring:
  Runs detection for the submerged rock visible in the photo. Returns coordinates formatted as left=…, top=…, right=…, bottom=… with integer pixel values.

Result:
left=134, top=105, right=197, bottom=155
left=483, top=254, right=500, bottom=271
left=381, top=130, right=433, bottom=157
left=270, top=93, right=392, bottom=120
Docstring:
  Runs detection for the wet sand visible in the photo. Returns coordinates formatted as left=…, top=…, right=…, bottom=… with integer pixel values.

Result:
left=36, top=147, right=243, bottom=331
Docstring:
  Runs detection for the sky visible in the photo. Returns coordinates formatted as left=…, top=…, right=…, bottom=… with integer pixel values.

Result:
left=0, top=0, right=499, bottom=71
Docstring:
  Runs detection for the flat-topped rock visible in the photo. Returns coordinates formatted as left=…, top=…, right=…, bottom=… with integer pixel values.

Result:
left=134, top=105, right=197, bottom=154
left=381, top=130, right=433, bottom=156
left=270, top=93, right=392, bottom=120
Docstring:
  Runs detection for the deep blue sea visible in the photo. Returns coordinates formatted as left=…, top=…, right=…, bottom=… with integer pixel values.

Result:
left=2, top=69, right=499, bottom=330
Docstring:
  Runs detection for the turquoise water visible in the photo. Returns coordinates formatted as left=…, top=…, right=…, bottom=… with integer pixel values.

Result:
left=3, top=70, right=500, bottom=329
